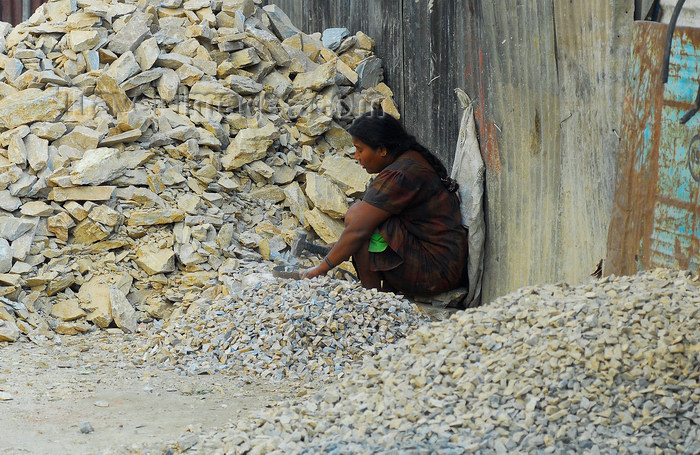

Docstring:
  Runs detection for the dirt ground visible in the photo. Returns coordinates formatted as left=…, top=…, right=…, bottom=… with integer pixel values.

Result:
left=0, top=330, right=311, bottom=455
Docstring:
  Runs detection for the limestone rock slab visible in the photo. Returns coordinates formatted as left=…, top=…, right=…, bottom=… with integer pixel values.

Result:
left=134, top=245, right=176, bottom=275
left=0, top=88, right=73, bottom=129
left=305, top=207, right=345, bottom=244
left=221, top=123, right=279, bottom=170
left=321, top=155, right=370, bottom=197
left=110, top=285, right=136, bottom=333
left=70, top=148, right=127, bottom=186
left=127, top=208, right=185, bottom=226
left=305, top=172, right=349, bottom=219
left=50, top=300, right=87, bottom=322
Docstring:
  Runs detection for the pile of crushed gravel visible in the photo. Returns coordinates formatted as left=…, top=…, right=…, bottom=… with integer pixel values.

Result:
left=140, top=275, right=429, bottom=379
left=114, top=269, right=700, bottom=454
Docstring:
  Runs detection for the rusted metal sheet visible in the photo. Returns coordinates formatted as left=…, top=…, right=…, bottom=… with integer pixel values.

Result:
left=607, top=22, right=700, bottom=276
left=0, top=0, right=48, bottom=25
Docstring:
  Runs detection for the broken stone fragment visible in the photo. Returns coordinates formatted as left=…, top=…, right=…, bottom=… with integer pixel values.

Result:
left=0, top=273, right=21, bottom=287
left=0, top=191, right=20, bottom=211
left=77, top=276, right=113, bottom=328
left=134, top=244, right=176, bottom=275
left=88, top=205, right=121, bottom=227
left=305, top=207, right=345, bottom=244
left=70, top=148, right=127, bottom=186
left=134, top=37, right=160, bottom=71
left=227, top=75, right=264, bottom=95
left=53, top=125, right=102, bottom=151
left=262, top=71, right=293, bottom=99
left=189, top=80, right=241, bottom=108
left=283, top=181, right=310, bottom=227
left=304, top=172, right=349, bottom=218
left=50, top=300, right=86, bottom=322
left=292, top=61, right=337, bottom=91
left=109, top=285, right=136, bottom=333
left=246, top=27, right=291, bottom=67
left=72, top=218, right=110, bottom=245
left=356, top=57, right=384, bottom=90
left=127, top=208, right=185, bottom=226
left=99, top=130, right=143, bottom=147
left=0, top=216, right=35, bottom=242
left=12, top=226, right=34, bottom=261
left=321, top=155, right=370, bottom=197
left=20, top=201, right=53, bottom=217
left=54, top=321, right=91, bottom=335
left=176, top=243, right=206, bottom=267
left=324, top=125, right=355, bottom=152
left=117, top=109, right=152, bottom=132
left=4, top=58, right=23, bottom=82
left=263, top=5, right=302, bottom=40
left=49, top=186, right=116, bottom=202
left=24, top=133, right=49, bottom=172
left=0, top=318, right=20, bottom=342
left=108, top=12, right=151, bottom=55
left=64, top=201, right=89, bottom=221
left=177, top=193, right=201, bottom=214
left=184, top=0, right=211, bottom=10
left=222, top=0, right=256, bottom=17
left=47, top=212, right=75, bottom=242
left=176, top=63, right=204, bottom=86
left=243, top=185, right=285, bottom=202
left=68, top=30, right=100, bottom=53
left=8, top=133, right=27, bottom=167
left=47, top=274, right=75, bottom=297
left=95, top=73, right=134, bottom=117
left=122, top=68, right=164, bottom=92
left=230, top=48, right=260, bottom=68
left=0, top=87, right=74, bottom=129
left=9, top=173, right=36, bottom=197
left=0, top=82, right=16, bottom=99
left=221, top=123, right=279, bottom=170
left=157, top=68, right=180, bottom=103
left=0, top=238, right=12, bottom=273
left=322, top=28, right=350, bottom=51
left=336, top=59, right=359, bottom=85
left=296, top=114, right=333, bottom=137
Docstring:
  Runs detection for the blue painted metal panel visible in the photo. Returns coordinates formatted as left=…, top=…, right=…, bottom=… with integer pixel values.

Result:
left=607, top=22, right=700, bottom=276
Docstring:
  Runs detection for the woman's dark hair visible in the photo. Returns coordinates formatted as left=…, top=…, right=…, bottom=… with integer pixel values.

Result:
left=348, top=110, right=459, bottom=192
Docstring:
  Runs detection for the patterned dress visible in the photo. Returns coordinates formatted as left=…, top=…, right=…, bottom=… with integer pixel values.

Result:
left=363, top=153, right=468, bottom=295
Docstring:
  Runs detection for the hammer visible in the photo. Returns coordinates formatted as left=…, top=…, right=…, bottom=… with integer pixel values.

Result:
left=290, top=229, right=331, bottom=258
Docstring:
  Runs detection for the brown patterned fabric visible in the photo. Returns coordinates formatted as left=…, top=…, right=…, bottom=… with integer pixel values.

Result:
left=363, top=153, right=468, bottom=295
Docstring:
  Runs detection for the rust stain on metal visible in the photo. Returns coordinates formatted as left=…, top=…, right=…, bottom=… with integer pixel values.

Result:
left=485, top=123, right=502, bottom=174
left=607, top=22, right=700, bottom=276
left=474, top=47, right=502, bottom=175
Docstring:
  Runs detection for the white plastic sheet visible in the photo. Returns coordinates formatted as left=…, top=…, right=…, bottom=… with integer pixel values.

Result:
left=450, top=89, right=486, bottom=308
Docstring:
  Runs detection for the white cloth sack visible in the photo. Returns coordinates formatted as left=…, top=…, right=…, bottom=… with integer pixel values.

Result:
left=450, top=89, right=486, bottom=308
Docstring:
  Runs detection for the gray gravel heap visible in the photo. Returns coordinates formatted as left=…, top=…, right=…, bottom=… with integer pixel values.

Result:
left=140, top=276, right=429, bottom=379
left=126, top=268, right=700, bottom=454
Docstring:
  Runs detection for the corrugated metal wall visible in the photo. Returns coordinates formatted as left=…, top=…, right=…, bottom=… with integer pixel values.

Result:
left=0, top=0, right=48, bottom=25
left=270, top=0, right=635, bottom=303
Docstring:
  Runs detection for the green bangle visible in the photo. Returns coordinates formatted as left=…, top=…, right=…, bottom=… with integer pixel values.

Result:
left=324, top=256, right=335, bottom=269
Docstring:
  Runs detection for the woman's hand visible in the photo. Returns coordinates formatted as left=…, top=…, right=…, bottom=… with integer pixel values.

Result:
left=300, top=264, right=325, bottom=280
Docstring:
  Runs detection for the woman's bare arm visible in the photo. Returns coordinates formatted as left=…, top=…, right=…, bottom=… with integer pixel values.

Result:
left=302, top=201, right=391, bottom=278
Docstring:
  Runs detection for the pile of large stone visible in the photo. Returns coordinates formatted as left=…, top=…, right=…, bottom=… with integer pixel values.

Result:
left=0, top=0, right=399, bottom=342
left=112, top=269, right=700, bottom=454
left=141, top=276, right=429, bottom=378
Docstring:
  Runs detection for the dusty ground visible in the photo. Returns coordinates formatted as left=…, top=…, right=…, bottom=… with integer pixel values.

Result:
left=0, top=330, right=311, bottom=455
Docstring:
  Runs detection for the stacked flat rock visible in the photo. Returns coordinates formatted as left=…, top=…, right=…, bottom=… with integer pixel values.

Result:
left=141, top=275, right=429, bottom=378
left=0, top=0, right=399, bottom=342
left=113, top=269, right=700, bottom=454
